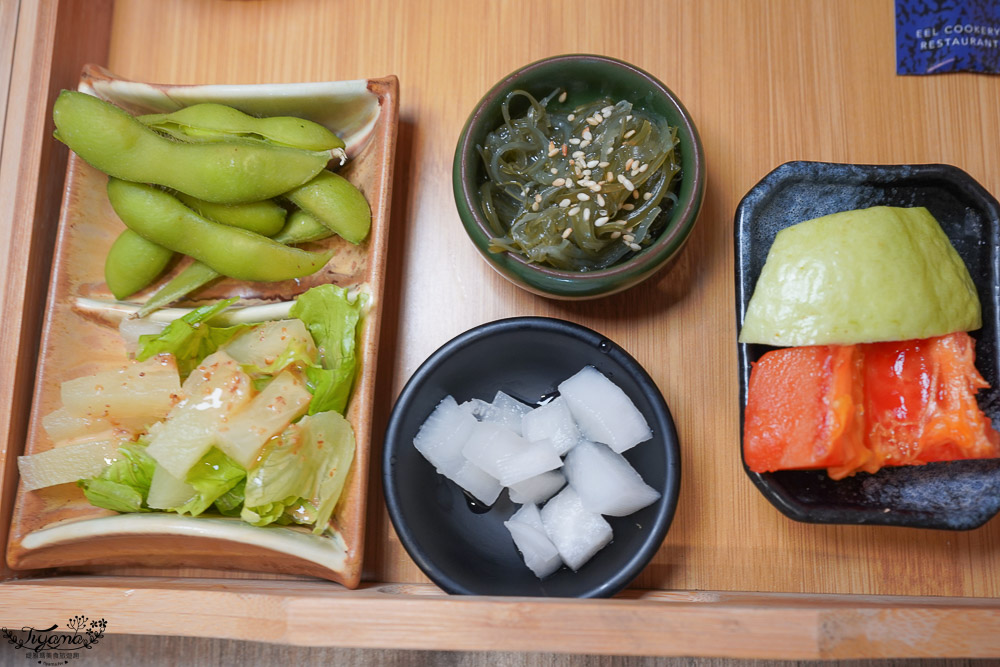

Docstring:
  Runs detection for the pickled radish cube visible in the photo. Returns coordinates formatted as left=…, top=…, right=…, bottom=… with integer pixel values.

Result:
left=521, top=396, right=580, bottom=455
left=61, top=355, right=180, bottom=421
left=472, top=391, right=532, bottom=434
left=508, top=469, right=566, bottom=505
left=540, top=486, right=613, bottom=571
left=413, top=396, right=477, bottom=475
left=505, top=513, right=563, bottom=579
left=449, top=460, right=503, bottom=505
left=461, top=422, right=562, bottom=486
left=564, top=440, right=660, bottom=516
left=558, top=366, right=651, bottom=453
left=509, top=501, right=547, bottom=532
left=18, top=439, right=120, bottom=491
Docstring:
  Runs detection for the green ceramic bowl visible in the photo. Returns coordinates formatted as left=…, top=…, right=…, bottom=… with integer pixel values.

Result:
left=453, top=54, right=705, bottom=299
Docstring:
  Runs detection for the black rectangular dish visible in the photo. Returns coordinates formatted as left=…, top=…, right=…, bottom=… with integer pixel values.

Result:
left=735, top=161, right=1000, bottom=530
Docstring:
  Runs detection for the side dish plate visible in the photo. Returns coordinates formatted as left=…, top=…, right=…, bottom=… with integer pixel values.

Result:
left=5, top=65, right=399, bottom=585
left=735, top=161, right=1000, bottom=530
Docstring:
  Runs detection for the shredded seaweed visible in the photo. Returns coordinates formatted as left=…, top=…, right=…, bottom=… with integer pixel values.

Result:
left=477, top=90, right=680, bottom=271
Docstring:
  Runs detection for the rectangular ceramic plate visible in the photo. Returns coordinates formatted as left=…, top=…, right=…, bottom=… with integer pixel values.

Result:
left=5, top=65, right=398, bottom=586
left=735, top=161, right=1000, bottom=530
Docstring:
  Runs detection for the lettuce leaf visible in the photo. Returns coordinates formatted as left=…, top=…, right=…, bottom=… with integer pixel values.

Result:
left=136, top=297, right=251, bottom=378
left=78, top=441, right=156, bottom=513
left=289, top=285, right=365, bottom=414
left=241, top=411, right=355, bottom=533
left=174, top=448, right=246, bottom=516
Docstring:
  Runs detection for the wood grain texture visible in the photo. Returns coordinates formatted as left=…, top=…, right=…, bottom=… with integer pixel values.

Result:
left=2, top=0, right=1000, bottom=658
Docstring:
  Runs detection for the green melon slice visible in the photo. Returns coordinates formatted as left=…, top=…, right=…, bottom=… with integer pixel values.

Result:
left=739, top=206, right=981, bottom=346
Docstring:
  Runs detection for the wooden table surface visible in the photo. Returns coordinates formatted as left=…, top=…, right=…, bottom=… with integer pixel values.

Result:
left=3, top=0, right=1000, bottom=662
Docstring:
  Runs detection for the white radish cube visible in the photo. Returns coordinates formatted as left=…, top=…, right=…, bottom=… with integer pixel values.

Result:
left=413, top=396, right=477, bottom=475
left=508, top=502, right=546, bottom=532
left=558, top=366, right=652, bottom=453
left=216, top=370, right=312, bottom=468
left=146, top=463, right=196, bottom=510
left=540, top=486, right=613, bottom=571
left=18, top=439, right=120, bottom=491
left=461, top=422, right=562, bottom=487
left=521, top=396, right=580, bottom=455
left=223, top=319, right=318, bottom=370
left=61, top=355, right=180, bottom=420
left=505, top=517, right=563, bottom=579
left=41, top=407, right=151, bottom=443
left=508, top=469, right=566, bottom=505
left=145, top=351, right=252, bottom=480
left=563, top=440, right=661, bottom=516
left=449, top=460, right=503, bottom=505
left=476, top=391, right=532, bottom=435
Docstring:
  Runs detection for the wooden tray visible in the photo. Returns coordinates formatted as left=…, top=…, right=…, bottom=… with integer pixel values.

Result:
left=2, top=0, right=1000, bottom=659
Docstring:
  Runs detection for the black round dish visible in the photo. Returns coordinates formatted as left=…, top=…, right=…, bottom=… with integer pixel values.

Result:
left=735, top=161, right=1000, bottom=530
left=383, top=317, right=681, bottom=597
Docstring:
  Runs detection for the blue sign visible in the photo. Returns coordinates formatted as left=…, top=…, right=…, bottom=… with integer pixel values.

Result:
left=896, top=0, right=1000, bottom=74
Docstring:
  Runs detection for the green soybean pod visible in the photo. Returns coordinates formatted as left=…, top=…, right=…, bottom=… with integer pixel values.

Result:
left=136, top=210, right=334, bottom=317
left=107, top=179, right=333, bottom=282
left=284, top=170, right=371, bottom=244
left=174, top=192, right=287, bottom=237
left=104, top=229, right=175, bottom=300
left=272, top=209, right=335, bottom=244
left=138, top=103, right=346, bottom=152
left=53, top=91, right=329, bottom=204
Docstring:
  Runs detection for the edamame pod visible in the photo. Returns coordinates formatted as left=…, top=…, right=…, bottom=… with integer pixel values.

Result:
left=284, top=170, right=371, bottom=244
left=138, top=103, right=346, bottom=152
left=174, top=192, right=287, bottom=236
left=272, top=210, right=335, bottom=244
left=136, top=210, right=334, bottom=317
left=105, top=229, right=175, bottom=300
left=107, top=179, right=333, bottom=282
left=54, top=91, right=329, bottom=204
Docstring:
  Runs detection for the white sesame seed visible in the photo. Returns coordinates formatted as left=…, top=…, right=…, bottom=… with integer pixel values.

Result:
left=583, top=208, right=591, bottom=221
left=595, top=216, right=609, bottom=226
left=619, top=175, right=635, bottom=191
left=625, top=158, right=634, bottom=170
left=572, top=150, right=585, bottom=158
left=643, top=192, right=653, bottom=200
left=574, top=167, right=582, bottom=178
left=582, top=128, right=593, bottom=141
left=623, top=129, right=636, bottom=139
left=569, top=138, right=581, bottom=145
left=611, top=231, right=622, bottom=239
left=626, top=114, right=633, bottom=121
left=638, top=163, right=649, bottom=173
left=596, top=194, right=605, bottom=206
left=589, top=183, right=601, bottom=192
left=568, top=206, right=581, bottom=216
left=598, top=161, right=609, bottom=168
left=586, top=159, right=599, bottom=169
left=633, top=189, right=640, bottom=199
left=606, top=171, right=614, bottom=182
left=567, top=113, right=575, bottom=121
left=623, top=234, right=635, bottom=243
left=604, top=146, right=614, bottom=155
left=562, top=227, right=573, bottom=239
left=535, top=193, right=542, bottom=202
left=577, top=193, right=590, bottom=201
left=594, top=113, right=603, bottom=123
left=531, top=202, right=539, bottom=211
left=547, top=148, right=559, bottom=157
left=558, top=91, right=568, bottom=103
left=553, top=178, right=566, bottom=186
left=580, top=139, right=591, bottom=148
left=582, top=170, right=592, bottom=177
left=566, top=178, right=574, bottom=187
left=622, top=203, right=635, bottom=210
left=586, top=117, right=600, bottom=126
left=559, top=198, right=571, bottom=207
left=629, top=242, right=642, bottom=252
left=601, top=105, right=614, bottom=116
